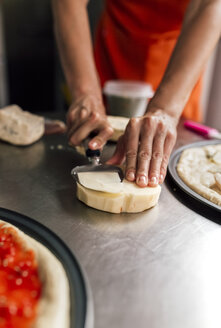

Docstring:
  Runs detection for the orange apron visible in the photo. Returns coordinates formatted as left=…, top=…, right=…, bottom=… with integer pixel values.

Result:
left=94, top=0, right=202, bottom=121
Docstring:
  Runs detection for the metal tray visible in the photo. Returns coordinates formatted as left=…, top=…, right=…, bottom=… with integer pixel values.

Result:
left=168, top=139, right=221, bottom=213
left=0, top=207, right=93, bottom=328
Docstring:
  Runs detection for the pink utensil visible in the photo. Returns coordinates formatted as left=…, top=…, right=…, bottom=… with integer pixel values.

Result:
left=184, top=120, right=221, bottom=139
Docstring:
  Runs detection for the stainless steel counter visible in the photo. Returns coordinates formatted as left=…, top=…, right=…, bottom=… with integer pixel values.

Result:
left=0, top=124, right=221, bottom=328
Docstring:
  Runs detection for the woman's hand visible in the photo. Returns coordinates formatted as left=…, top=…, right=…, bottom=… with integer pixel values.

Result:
left=107, top=110, right=178, bottom=187
left=67, top=94, right=113, bottom=149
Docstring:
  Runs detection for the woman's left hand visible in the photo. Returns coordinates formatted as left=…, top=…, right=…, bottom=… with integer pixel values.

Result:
left=107, top=110, right=178, bottom=187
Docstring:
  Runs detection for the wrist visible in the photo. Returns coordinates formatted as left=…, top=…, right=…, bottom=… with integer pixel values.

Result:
left=67, top=76, right=102, bottom=101
left=73, top=85, right=102, bottom=99
left=147, top=85, right=187, bottom=121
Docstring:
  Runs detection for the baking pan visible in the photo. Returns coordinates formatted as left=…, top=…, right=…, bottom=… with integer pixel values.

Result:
left=168, top=139, right=221, bottom=213
left=0, top=207, right=94, bottom=328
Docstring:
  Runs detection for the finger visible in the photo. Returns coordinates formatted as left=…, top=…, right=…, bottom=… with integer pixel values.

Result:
left=148, top=124, right=166, bottom=187
left=159, top=131, right=176, bottom=183
left=66, top=109, right=74, bottom=129
left=69, top=113, right=97, bottom=146
left=106, top=135, right=126, bottom=165
left=66, top=104, right=79, bottom=128
left=80, top=107, right=90, bottom=120
left=69, top=111, right=106, bottom=146
left=135, top=117, right=154, bottom=187
left=125, top=118, right=141, bottom=182
left=88, top=125, right=113, bottom=149
left=67, top=106, right=90, bottom=138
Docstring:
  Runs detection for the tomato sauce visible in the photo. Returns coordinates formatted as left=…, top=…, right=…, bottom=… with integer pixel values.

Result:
left=0, top=223, right=42, bottom=328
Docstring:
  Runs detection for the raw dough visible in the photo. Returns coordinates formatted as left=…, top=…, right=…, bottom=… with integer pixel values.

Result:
left=177, top=144, right=221, bottom=206
left=0, top=105, right=44, bottom=145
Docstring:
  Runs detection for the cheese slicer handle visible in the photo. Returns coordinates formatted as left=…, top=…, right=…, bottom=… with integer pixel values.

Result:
left=85, top=148, right=101, bottom=158
left=184, top=120, right=219, bottom=138
left=83, top=136, right=101, bottom=165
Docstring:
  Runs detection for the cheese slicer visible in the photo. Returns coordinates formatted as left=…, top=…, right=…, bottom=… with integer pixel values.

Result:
left=71, top=138, right=124, bottom=191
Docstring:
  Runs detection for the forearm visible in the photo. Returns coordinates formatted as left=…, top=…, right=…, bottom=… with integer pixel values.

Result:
left=148, top=0, right=221, bottom=120
left=52, top=0, right=102, bottom=100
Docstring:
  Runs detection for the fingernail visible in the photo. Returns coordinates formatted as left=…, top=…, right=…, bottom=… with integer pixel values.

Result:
left=150, top=176, right=157, bottom=185
left=160, top=174, right=164, bottom=182
left=137, top=176, right=147, bottom=185
left=91, top=141, right=98, bottom=148
left=127, top=171, right=135, bottom=181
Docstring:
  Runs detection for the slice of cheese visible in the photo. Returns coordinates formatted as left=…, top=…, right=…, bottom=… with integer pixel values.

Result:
left=78, top=171, right=124, bottom=193
left=77, top=179, right=161, bottom=213
left=107, top=115, right=129, bottom=142
left=0, top=105, right=44, bottom=145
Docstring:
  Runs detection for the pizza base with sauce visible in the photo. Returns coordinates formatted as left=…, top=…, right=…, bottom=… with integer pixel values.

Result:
left=177, top=144, right=221, bottom=206
left=0, top=220, right=70, bottom=328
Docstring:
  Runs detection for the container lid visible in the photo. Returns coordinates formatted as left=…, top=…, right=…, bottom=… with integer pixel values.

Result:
left=103, top=80, right=154, bottom=98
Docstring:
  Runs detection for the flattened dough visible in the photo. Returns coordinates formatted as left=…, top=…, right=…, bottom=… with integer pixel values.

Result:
left=0, top=220, right=70, bottom=328
left=177, top=144, right=221, bottom=206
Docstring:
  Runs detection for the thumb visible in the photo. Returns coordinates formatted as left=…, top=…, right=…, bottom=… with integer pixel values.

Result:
left=66, top=106, right=75, bottom=129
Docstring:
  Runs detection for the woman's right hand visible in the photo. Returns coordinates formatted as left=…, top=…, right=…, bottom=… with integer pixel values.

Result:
left=107, top=109, right=178, bottom=187
left=67, top=94, right=113, bottom=150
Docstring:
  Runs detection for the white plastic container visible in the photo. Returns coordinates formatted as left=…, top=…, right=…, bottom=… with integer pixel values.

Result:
left=103, top=80, right=154, bottom=118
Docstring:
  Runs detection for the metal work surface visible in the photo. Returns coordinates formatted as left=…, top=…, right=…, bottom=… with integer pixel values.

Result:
left=0, top=123, right=221, bottom=328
